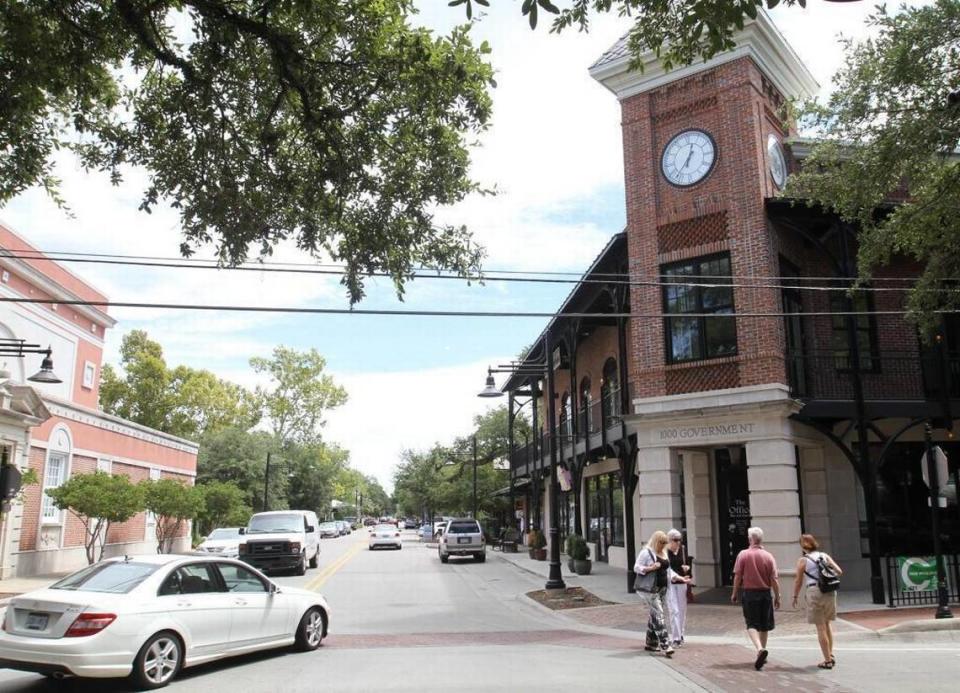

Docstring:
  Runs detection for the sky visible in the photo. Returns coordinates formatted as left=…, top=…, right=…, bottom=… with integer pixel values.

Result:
left=0, top=1, right=914, bottom=493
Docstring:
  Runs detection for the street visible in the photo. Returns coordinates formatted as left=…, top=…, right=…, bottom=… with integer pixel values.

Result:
left=1, top=529, right=959, bottom=692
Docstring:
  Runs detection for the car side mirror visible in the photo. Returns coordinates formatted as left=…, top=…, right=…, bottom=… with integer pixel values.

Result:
left=306, top=526, right=315, bottom=533
left=238, top=528, right=246, bottom=535
left=269, top=582, right=280, bottom=595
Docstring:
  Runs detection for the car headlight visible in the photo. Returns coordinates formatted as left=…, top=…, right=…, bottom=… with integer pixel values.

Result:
left=289, top=542, right=301, bottom=553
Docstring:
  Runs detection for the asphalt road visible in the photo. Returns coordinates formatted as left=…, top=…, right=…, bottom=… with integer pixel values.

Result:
left=2, top=529, right=960, bottom=692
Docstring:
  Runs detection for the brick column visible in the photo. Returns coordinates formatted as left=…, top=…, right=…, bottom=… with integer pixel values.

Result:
left=745, top=439, right=802, bottom=575
left=636, top=447, right=683, bottom=543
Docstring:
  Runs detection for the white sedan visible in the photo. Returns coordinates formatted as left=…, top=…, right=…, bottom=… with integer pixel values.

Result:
left=195, top=527, right=243, bottom=557
left=368, top=524, right=402, bottom=550
left=0, top=554, right=330, bottom=689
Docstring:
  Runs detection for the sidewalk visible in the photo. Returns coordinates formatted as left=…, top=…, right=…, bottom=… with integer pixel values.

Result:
left=0, top=573, right=64, bottom=607
left=490, top=548, right=960, bottom=638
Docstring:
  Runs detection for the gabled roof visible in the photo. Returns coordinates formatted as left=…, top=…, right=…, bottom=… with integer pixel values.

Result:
left=590, top=33, right=630, bottom=71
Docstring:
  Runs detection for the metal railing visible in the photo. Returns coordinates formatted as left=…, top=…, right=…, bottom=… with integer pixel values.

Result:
left=787, top=350, right=960, bottom=401
left=885, top=554, right=960, bottom=607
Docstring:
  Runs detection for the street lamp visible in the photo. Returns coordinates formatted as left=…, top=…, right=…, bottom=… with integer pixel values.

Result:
left=0, top=339, right=63, bottom=384
left=479, top=354, right=565, bottom=592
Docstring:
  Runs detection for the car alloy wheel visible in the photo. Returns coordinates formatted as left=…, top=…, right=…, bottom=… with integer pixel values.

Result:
left=294, top=607, right=326, bottom=651
left=133, top=631, right=182, bottom=689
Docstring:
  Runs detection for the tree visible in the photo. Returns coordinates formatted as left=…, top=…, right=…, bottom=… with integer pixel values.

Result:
left=100, top=330, right=258, bottom=439
left=784, top=1, right=960, bottom=332
left=195, top=427, right=282, bottom=512
left=285, top=442, right=349, bottom=518
left=46, top=472, right=144, bottom=564
left=196, top=481, right=251, bottom=538
left=141, top=478, right=204, bottom=553
left=1, top=1, right=493, bottom=302
left=250, top=346, right=347, bottom=444
left=454, top=1, right=810, bottom=70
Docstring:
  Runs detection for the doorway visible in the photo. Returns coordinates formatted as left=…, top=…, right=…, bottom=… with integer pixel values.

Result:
left=716, top=446, right=751, bottom=586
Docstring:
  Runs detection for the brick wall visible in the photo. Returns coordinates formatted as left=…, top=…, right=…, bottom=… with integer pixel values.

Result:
left=18, top=446, right=46, bottom=552
left=622, top=56, right=792, bottom=399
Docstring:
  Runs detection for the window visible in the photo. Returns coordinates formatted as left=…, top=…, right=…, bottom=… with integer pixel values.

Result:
left=662, top=254, right=737, bottom=363
left=559, top=392, right=572, bottom=436
left=82, top=362, right=96, bottom=389
left=830, top=291, right=879, bottom=372
left=217, top=563, right=268, bottom=593
left=579, top=378, right=592, bottom=434
left=52, top=561, right=160, bottom=594
left=96, top=459, right=112, bottom=474
left=41, top=452, right=67, bottom=522
left=601, top=358, right=620, bottom=427
left=159, top=564, right=220, bottom=596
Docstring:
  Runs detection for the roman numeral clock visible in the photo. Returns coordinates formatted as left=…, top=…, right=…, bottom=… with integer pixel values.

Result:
left=660, top=129, right=717, bottom=187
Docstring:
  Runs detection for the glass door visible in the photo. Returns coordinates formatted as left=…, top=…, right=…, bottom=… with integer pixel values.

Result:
left=716, top=446, right=751, bottom=586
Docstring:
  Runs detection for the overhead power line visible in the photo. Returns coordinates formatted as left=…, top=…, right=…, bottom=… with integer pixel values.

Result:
left=0, top=247, right=956, bottom=295
left=2, top=295, right=958, bottom=320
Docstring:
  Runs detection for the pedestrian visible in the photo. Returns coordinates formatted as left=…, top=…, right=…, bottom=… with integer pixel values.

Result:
left=665, top=528, right=693, bottom=647
left=730, top=526, right=781, bottom=671
left=633, top=530, right=675, bottom=657
left=791, top=533, right=843, bottom=670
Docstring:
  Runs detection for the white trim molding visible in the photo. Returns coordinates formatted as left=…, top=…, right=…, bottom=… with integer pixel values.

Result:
left=590, top=9, right=818, bottom=103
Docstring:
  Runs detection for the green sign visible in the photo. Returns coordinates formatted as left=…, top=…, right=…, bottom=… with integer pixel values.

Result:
left=896, top=556, right=938, bottom=592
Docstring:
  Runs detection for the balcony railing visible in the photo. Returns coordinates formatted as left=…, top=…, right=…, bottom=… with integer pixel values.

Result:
left=786, top=349, right=960, bottom=401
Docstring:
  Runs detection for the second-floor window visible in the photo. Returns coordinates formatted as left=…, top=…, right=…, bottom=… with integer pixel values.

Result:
left=662, top=254, right=737, bottom=363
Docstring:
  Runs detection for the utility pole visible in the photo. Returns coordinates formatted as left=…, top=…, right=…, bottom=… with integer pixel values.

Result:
left=472, top=435, right=478, bottom=519
left=263, top=451, right=272, bottom=512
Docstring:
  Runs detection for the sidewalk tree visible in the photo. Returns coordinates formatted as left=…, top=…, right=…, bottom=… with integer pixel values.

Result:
left=1, top=1, right=492, bottom=302
left=784, top=0, right=960, bottom=332
left=141, top=478, right=204, bottom=553
left=101, top=330, right=258, bottom=440
left=195, top=481, right=251, bottom=538
left=251, top=346, right=347, bottom=445
left=46, top=472, right=144, bottom=564
left=285, top=442, right=349, bottom=518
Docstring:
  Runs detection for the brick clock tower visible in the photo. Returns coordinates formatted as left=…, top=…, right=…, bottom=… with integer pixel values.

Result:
left=590, top=13, right=822, bottom=584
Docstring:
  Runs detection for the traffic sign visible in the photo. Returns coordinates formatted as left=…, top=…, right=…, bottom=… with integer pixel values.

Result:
left=922, top=446, right=949, bottom=508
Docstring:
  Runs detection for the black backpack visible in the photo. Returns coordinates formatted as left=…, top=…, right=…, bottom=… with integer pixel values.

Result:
left=805, top=553, right=840, bottom=593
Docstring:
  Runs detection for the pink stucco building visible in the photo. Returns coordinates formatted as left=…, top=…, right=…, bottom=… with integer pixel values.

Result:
left=0, top=223, right=198, bottom=578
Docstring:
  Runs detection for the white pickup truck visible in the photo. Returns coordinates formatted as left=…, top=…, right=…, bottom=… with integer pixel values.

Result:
left=437, top=518, right=485, bottom=563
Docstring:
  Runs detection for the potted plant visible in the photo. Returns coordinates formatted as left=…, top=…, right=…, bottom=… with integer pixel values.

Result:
left=528, top=528, right=547, bottom=560
left=570, top=534, right=591, bottom=575
left=565, top=535, right=575, bottom=572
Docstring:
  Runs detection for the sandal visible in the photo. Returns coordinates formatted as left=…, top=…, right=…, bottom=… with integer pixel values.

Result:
left=830, top=655, right=836, bottom=665
left=818, top=661, right=834, bottom=670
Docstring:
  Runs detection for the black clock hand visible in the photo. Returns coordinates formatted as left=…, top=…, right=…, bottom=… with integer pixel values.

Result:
left=681, top=146, right=694, bottom=171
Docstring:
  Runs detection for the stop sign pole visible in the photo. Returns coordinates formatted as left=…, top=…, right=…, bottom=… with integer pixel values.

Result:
left=923, top=422, right=953, bottom=619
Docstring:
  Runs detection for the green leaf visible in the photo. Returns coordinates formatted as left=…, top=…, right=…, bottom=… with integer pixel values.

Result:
left=538, top=0, right=561, bottom=14
left=745, top=3, right=758, bottom=20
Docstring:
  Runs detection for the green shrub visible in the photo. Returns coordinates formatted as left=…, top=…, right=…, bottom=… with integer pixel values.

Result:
left=527, top=528, right=546, bottom=549
left=569, top=534, right=590, bottom=561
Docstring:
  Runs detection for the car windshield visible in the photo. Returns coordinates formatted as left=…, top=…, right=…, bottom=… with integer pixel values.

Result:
left=247, top=514, right=302, bottom=533
left=51, top=561, right=160, bottom=594
left=207, top=528, right=240, bottom=540
left=447, top=522, right=480, bottom=534
left=320, top=522, right=337, bottom=530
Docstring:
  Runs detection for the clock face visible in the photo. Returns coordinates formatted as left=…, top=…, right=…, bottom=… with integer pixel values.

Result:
left=661, top=129, right=717, bottom=187
left=768, top=134, right=787, bottom=189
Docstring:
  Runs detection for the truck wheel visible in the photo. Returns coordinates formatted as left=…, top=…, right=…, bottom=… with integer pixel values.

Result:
left=295, top=553, right=307, bottom=576
left=439, top=550, right=449, bottom=564
left=309, top=549, right=319, bottom=569
left=474, top=553, right=486, bottom=563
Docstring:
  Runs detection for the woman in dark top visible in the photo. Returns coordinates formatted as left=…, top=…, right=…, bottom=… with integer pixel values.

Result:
left=665, top=528, right=693, bottom=646
left=632, top=530, right=675, bottom=656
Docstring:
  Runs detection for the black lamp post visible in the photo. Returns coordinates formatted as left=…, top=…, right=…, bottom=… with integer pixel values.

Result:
left=0, top=339, right=63, bottom=384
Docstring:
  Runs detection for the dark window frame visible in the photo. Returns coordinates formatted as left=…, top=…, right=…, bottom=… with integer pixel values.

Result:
left=829, top=290, right=880, bottom=374
left=661, top=253, right=737, bottom=364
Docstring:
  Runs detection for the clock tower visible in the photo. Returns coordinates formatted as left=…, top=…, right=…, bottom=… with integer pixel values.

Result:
left=590, top=11, right=818, bottom=400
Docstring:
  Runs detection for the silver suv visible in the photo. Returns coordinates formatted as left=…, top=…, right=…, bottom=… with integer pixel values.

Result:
left=438, top=518, right=485, bottom=563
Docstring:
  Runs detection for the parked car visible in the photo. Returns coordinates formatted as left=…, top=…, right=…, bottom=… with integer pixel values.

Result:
left=405, top=517, right=420, bottom=529
left=196, top=527, right=243, bottom=558
left=238, top=510, right=320, bottom=576
left=438, top=518, right=485, bottom=563
left=363, top=517, right=376, bottom=527
left=318, top=522, right=339, bottom=538
left=0, top=554, right=330, bottom=689
left=336, top=520, right=350, bottom=536
left=368, top=523, right=402, bottom=550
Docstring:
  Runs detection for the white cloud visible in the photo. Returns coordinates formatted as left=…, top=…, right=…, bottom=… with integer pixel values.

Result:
left=324, top=359, right=511, bottom=492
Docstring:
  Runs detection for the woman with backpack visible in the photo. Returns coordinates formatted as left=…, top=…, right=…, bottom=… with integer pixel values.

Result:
left=633, top=530, right=677, bottom=657
left=791, top=533, right=843, bottom=669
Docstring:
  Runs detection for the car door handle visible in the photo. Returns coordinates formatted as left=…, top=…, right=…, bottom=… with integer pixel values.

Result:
left=233, top=598, right=247, bottom=606
left=176, top=601, right=192, bottom=608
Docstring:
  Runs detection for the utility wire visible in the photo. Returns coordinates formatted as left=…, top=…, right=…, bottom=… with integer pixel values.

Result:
left=2, top=295, right=958, bottom=319
left=0, top=248, right=954, bottom=295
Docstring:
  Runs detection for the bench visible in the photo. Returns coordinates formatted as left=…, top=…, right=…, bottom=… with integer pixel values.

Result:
left=494, top=528, right=520, bottom=553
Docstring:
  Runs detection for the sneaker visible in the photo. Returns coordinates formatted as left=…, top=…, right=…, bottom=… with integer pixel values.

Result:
left=662, top=646, right=675, bottom=658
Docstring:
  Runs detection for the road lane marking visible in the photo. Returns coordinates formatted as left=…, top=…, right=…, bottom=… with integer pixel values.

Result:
left=306, top=539, right=366, bottom=591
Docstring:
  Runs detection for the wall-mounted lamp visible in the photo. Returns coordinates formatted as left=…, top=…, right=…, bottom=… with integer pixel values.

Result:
left=0, top=338, right=63, bottom=384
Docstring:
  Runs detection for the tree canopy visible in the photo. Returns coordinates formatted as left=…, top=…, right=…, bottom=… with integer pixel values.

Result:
left=100, top=330, right=259, bottom=439
left=785, top=0, right=960, bottom=331
left=250, top=345, right=347, bottom=444
left=1, top=0, right=493, bottom=302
